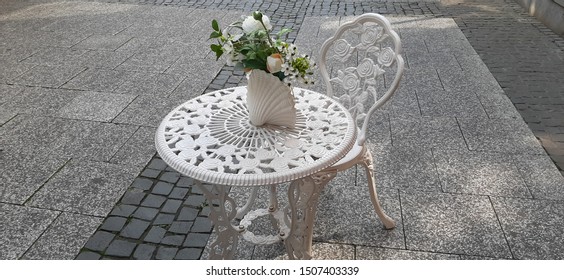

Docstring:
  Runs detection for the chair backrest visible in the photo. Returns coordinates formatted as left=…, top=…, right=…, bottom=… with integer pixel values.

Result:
left=318, top=13, right=404, bottom=146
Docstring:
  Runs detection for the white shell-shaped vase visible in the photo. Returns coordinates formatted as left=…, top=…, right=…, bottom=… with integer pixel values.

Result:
left=246, top=69, right=296, bottom=128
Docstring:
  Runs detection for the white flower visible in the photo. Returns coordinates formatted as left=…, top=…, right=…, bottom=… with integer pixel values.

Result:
left=226, top=52, right=245, bottom=66
left=282, top=63, right=294, bottom=76
left=223, top=42, right=233, bottom=54
left=232, top=33, right=243, bottom=41
left=242, top=14, right=272, bottom=33
left=267, top=53, right=283, bottom=73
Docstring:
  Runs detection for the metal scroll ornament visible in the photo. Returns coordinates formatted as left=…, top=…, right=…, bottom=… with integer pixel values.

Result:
left=246, top=69, right=297, bottom=128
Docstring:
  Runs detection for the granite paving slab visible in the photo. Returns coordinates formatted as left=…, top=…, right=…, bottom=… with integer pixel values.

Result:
left=455, top=54, right=503, bottom=90
left=2, top=87, right=80, bottom=118
left=12, top=64, right=87, bottom=88
left=433, top=149, right=531, bottom=198
left=72, top=34, right=133, bottom=51
left=115, top=50, right=180, bottom=73
left=26, top=160, right=141, bottom=217
left=390, top=116, right=466, bottom=150
left=512, top=155, right=564, bottom=200
left=314, top=168, right=404, bottom=248
left=109, top=126, right=158, bottom=167
left=115, top=72, right=185, bottom=97
left=0, top=109, right=16, bottom=126
left=0, top=84, right=24, bottom=125
left=58, top=91, right=136, bottom=122
left=477, top=92, right=523, bottom=120
left=401, top=191, right=512, bottom=258
left=0, top=150, right=68, bottom=204
left=492, top=197, right=564, bottom=259
left=399, top=66, right=443, bottom=94
left=1, top=115, right=139, bottom=161
left=384, top=88, right=422, bottom=119
left=356, top=246, right=460, bottom=260
left=362, top=112, right=392, bottom=147
left=0, top=203, right=59, bottom=259
left=0, top=60, right=36, bottom=83
left=417, top=89, right=488, bottom=118
left=53, top=121, right=138, bottom=161
left=437, top=67, right=502, bottom=95
left=61, top=68, right=138, bottom=92
left=404, top=49, right=462, bottom=70
left=21, top=29, right=90, bottom=49
left=112, top=96, right=185, bottom=127
left=20, top=47, right=89, bottom=67
left=458, top=117, right=547, bottom=155
left=114, top=36, right=172, bottom=54
left=21, top=212, right=102, bottom=260
left=371, top=144, right=441, bottom=192
left=78, top=49, right=134, bottom=69
left=0, top=115, right=75, bottom=157
left=167, top=61, right=228, bottom=99
left=165, top=55, right=224, bottom=77
left=253, top=242, right=357, bottom=260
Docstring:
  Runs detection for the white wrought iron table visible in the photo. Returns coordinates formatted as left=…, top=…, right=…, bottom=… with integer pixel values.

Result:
left=155, top=86, right=357, bottom=259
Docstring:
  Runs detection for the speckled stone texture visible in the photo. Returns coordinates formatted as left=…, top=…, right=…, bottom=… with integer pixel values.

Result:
left=2, top=0, right=563, bottom=260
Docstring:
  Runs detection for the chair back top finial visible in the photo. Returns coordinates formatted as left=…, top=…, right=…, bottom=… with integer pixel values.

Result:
left=318, top=13, right=405, bottom=145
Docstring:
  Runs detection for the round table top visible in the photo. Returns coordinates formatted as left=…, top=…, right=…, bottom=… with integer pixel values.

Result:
left=155, top=86, right=357, bottom=187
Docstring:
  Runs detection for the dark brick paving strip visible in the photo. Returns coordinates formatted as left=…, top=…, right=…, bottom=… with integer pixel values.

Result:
left=77, top=0, right=564, bottom=259
left=444, top=0, right=564, bottom=177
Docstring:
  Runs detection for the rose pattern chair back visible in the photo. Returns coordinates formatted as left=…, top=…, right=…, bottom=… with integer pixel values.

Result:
left=318, top=13, right=405, bottom=145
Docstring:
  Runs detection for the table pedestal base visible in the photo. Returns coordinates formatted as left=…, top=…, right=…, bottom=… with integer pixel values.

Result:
left=198, top=172, right=336, bottom=260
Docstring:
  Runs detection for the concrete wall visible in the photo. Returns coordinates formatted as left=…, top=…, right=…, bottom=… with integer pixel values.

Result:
left=514, top=0, right=564, bottom=35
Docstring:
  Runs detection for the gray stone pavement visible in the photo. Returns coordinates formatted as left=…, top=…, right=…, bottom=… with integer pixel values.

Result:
left=0, top=0, right=563, bottom=260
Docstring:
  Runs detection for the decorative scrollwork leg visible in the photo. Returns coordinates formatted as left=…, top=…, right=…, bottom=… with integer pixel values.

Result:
left=198, top=183, right=241, bottom=259
left=360, top=147, right=396, bottom=229
left=284, top=171, right=336, bottom=260
left=236, top=187, right=259, bottom=219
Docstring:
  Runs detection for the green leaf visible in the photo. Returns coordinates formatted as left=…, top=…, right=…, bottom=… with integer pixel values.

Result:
left=214, top=49, right=224, bottom=60
left=209, top=31, right=222, bottom=39
left=276, top=28, right=292, bottom=38
left=212, top=19, right=220, bottom=31
left=242, top=58, right=267, bottom=71
left=275, top=71, right=286, bottom=82
left=210, top=44, right=223, bottom=60
left=210, top=44, right=222, bottom=52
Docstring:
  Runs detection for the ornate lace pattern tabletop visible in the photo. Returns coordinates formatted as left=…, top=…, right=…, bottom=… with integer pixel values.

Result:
left=155, top=86, right=357, bottom=186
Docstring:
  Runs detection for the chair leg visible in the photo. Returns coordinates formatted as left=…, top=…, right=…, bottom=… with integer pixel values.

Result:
left=360, top=148, right=396, bottom=229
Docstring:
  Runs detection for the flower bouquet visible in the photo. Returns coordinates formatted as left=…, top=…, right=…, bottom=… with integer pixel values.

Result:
left=210, top=11, right=315, bottom=86
left=209, top=11, right=316, bottom=128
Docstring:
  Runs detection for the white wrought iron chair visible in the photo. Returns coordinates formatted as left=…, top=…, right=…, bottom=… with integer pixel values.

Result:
left=232, top=13, right=404, bottom=259
left=315, top=13, right=404, bottom=229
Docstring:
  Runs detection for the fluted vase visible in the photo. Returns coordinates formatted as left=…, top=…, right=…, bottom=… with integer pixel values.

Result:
left=246, top=69, right=296, bottom=128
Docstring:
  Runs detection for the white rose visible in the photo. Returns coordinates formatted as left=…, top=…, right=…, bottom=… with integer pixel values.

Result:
left=242, top=15, right=272, bottom=33
left=267, top=53, right=283, bottom=73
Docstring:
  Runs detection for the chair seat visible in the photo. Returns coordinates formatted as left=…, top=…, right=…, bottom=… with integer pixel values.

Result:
left=331, top=129, right=364, bottom=170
